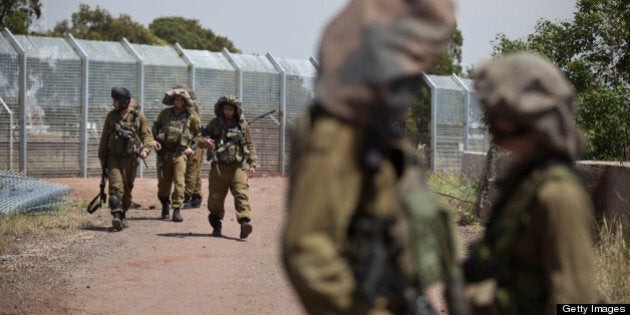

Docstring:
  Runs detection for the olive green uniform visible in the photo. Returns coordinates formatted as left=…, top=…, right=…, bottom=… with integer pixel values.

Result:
left=464, top=159, right=596, bottom=314
left=154, top=107, right=202, bottom=209
left=204, top=113, right=256, bottom=223
left=185, top=104, right=205, bottom=205
left=98, top=109, right=153, bottom=214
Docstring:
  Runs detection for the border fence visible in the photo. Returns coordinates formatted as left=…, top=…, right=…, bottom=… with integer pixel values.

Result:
left=0, top=29, right=487, bottom=177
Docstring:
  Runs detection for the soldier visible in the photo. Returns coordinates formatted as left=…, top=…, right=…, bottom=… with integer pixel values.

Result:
left=170, top=84, right=206, bottom=209
left=201, top=95, right=257, bottom=239
left=153, top=87, right=202, bottom=222
left=98, top=87, right=153, bottom=231
left=282, top=1, right=467, bottom=314
left=464, top=52, right=597, bottom=314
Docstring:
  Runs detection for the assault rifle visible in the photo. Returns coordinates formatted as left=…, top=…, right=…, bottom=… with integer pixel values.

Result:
left=86, top=166, right=108, bottom=213
left=204, top=109, right=276, bottom=173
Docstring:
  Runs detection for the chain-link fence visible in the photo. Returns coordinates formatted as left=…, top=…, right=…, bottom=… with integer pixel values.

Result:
left=0, top=29, right=483, bottom=177
left=0, top=30, right=318, bottom=177
left=423, top=74, right=490, bottom=173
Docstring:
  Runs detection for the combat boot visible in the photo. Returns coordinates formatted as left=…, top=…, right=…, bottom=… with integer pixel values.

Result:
left=121, top=211, right=129, bottom=229
left=172, top=208, right=183, bottom=222
left=239, top=219, right=253, bottom=239
left=159, top=197, right=170, bottom=220
left=208, top=214, right=222, bottom=236
left=112, top=212, right=123, bottom=231
left=190, top=194, right=202, bottom=208
left=182, top=195, right=192, bottom=209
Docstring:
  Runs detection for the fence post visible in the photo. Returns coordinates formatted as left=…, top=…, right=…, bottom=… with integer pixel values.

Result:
left=174, top=43, right=195, bottom=89
left=452, top=74, right=471, bottom=152
left=422, top=73, right=437, bottom=172
left=67, top=34, right=90, bottom=177
left=0, top=97, right=14, bottom=170
left=266, top=53, right=287, bottom=174
left=3, top=28, right=27, bottom=174
left=222, top=48, right=242, bottom=100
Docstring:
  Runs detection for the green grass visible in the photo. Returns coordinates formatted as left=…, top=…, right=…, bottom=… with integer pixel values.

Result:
left=426, top=172, right=480, bottom=225
left=0, top=202, right=99, bottom=252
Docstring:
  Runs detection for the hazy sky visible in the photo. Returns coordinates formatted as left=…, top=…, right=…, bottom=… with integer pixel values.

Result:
left=35, top=0, right=577, bottom=69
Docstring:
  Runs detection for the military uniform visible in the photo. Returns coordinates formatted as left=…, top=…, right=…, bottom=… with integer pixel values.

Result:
left=282, top=1, right=462, bottom=314
left=98, top=87, right=153, bottom=231
left=464, top=53, right=597, bottom=314
left=204, top=95, right=257, bottom=239
left=154, top=88, right=202, bottom=221
left=184, top=103, right=205, bottom=208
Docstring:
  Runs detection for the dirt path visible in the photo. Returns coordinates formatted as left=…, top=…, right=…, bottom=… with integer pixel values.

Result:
left=1, top=176, right=481, bottom=314
left=48, top=176, right=306, bottom=315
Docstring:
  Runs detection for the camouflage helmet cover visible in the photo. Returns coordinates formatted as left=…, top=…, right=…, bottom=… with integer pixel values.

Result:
left=474, top=52, right=585, bottom=160
left=111, top=87, right=131, bottom=104
left=315, top=0, right=456, bottom=124
left=172, top=83, right=197, bottom=101
left=162, top=88, right=195, bottom=107
left=214, top=94, right=243, bottom=118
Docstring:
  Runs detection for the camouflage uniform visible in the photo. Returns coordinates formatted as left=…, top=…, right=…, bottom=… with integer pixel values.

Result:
left=204, top=95, right=257, bottom=239
left=282, top=1, right=464, bottom=314
left=464, top=53, right=597, bottom=314
left=169, top=84, right=206, bottom=209
left=154, top=88, right=202, bottom=221
left=98, top=87, right=153, bottom=231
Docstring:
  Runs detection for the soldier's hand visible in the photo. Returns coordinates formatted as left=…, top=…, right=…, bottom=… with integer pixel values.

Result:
left=248, top=166, right=256, bottom=177
left=184, top=147, right=194, bottom=155
left=140, top=151, right=148, bottom=159
left=204, top=138, right=215, bottom=150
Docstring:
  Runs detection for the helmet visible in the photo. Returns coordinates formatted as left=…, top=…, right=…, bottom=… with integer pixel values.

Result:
left=474, top=52, right=585, bottom=160
left=111, top=87, right=131, bottom=105
left=172, top=83, right=197, bottom=101
left=162, top=88, right=194, bottom=107
left=214, top=95, right=242, bottom=118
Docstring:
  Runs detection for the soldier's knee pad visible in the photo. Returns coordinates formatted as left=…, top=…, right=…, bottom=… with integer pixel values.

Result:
left=109, top=195, right=121, bottom=210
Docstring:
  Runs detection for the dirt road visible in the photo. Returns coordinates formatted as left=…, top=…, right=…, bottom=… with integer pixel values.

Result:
left=48, top=176, right=305, bottom=315
left=1, top=175, right=480, bottom=314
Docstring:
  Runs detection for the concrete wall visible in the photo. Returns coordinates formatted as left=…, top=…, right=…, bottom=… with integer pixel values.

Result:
left=463, top=151, right=630, bottom=223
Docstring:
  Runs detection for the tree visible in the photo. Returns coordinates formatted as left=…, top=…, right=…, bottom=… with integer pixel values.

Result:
left=490, top=0, right=630, bottom=161
left=406, top=27, right=464, bottom=145
left=149, top=17, right=239, bottom=53
left=44, top=4, right=165, bottom=45
left=0, top=0, right=42, bottom=34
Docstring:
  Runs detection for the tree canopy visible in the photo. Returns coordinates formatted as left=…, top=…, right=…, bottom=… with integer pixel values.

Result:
left=0, top=0, right=42, bottom=34
left=491, top=0, right=629, bottom=160
left=42, top=4, right=240, bottom=53
left=149, top=17, right=239, bottom=53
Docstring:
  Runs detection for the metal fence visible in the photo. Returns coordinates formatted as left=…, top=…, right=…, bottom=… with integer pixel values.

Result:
left=0, top=29, right=317, bottom=177
left=0, top=29, right=482, bottom=177
left=423, top=74, right=490, bottom=173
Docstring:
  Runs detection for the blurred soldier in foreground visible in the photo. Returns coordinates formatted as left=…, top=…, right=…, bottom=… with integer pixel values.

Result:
left=202, top=95, right=257, bottom=239
left=171, top=84, right=206, bottom=209
left=464, top=52, right=597, bottom=314
left=153, top=87, right=202, bottom=222
left=98, top=87, right=153, bottom=231
left=282, top=0, right=469, bottom=314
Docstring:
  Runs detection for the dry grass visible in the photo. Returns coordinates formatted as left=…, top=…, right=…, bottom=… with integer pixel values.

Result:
left=0, top=202, right=99, bottom=252
left=594, top=218, right=630, bottom=303
left=427, top=173, right=480, bottom=225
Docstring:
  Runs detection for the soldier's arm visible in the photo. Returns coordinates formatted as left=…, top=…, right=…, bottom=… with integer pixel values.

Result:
left=537, top=178, right=597, bottom=312
left=138, top=113, right=154, bottom=155
left=98, top=112, right=111, bottom=166
left=243, top=122, right=257, bottom=167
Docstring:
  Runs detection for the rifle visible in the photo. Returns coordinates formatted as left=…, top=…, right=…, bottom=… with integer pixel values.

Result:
left=86, top=166, right=108, bottom=213
left=204, top=109, right=276, bottom=171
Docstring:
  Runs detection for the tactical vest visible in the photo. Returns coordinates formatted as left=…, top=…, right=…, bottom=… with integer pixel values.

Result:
left=161, top=109, right=191, bottom=149
left=107, top=111, right=141, bottom=156
left=215, top=121, right=249, bottom=163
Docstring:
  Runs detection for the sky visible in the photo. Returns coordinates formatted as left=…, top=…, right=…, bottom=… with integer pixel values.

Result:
left=35, top=0, right=577, bottom=69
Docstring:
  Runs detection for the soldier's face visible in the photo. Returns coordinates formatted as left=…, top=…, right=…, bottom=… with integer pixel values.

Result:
left=173, top=95, right=185, bottom=109
left=223, top=105, right=235, bottom=119
left=112, top=99, right=120, bottom=110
